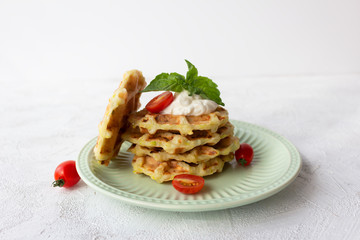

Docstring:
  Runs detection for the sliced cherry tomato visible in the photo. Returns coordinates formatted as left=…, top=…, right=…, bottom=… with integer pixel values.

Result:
left=52, top=160, right=80, bottom=188
left=235, top=143, right=254, bottom=166
left=172, top=174, right=205, bottom=194
left=145, top=91, right=174, bottom=113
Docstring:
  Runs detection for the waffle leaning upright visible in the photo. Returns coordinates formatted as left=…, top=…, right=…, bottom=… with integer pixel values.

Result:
left=93, top=70, right=146, bottom=166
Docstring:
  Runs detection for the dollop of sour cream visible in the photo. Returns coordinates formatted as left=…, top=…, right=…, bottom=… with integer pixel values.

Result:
left=161, top=91, right=218, bottom=116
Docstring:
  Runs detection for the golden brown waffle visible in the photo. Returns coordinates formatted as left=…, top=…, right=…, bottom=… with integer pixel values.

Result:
left=132, top=154, right=234, bottom=183
left=94, top=70, right=146, bottom=165
left=128, top=136, right=240, bottom=163
left=128, top=107, right=228, bottom=135
left=122, top=122, right=234, bottom=154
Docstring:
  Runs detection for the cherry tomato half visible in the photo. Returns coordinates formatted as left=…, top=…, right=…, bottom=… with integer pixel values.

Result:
left=172, top=174, right=205, bottom=194
left=235, top=143, right=254, bottom=166
left=145, top=91, right=174, bottom=113
left=52, top=160, right=80, bottom=188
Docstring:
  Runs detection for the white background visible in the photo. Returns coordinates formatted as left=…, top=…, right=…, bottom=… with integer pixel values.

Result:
left=1, top=1, right=360, bottom=239
left=1, top=0, right=360, bottom=81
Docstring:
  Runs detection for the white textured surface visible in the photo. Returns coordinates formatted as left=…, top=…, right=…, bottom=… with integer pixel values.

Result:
left=1, top=75, right=360, bottom=239
left=1, top=0, right=360, bottom=239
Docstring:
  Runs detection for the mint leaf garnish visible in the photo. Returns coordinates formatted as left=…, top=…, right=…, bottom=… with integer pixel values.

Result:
left=141, top=60, right=224, bottom=106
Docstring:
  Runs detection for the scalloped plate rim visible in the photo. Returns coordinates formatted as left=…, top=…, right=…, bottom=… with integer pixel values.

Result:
left=76, top=120, right=302, bottom=212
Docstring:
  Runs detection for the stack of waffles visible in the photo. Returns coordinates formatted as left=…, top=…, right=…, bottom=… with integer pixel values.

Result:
left=122, top=107, right=240, bottom=183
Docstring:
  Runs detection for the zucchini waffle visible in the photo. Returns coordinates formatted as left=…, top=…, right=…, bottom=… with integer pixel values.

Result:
left=128, top=136, right=240, bottom=163
left=122, top=122, right=234, bottom=154
left=128, top=107, right=228, bottom=135
left=132, top=154, right=234, bottom=183
left=94, top=70, right=146, bottom=165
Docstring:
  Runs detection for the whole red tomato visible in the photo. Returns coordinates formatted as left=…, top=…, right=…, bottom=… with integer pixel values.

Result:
left=52, top=160, right=80, bottom=188
left=235, top=143, right=254, bottom=166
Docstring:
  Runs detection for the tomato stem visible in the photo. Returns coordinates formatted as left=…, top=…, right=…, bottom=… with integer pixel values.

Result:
left=52, top=179, right=65, bottom=187
left=238, top=158, right=247, bottom=166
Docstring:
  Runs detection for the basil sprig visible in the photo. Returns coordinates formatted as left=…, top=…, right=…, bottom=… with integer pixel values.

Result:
left=142, top=60, right=224, bottom=106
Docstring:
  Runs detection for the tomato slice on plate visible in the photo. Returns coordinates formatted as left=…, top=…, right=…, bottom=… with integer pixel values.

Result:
left=235, top=143, right=254, bottom=166
left=145, top=91, right=174, bottom=113
left=172, top=174, right=205, bottom=194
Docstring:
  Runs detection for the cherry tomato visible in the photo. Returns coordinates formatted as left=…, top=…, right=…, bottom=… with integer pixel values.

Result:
left=235, top=143, right=254, bottom=166
left=52, top=160, right=80, bottom=188
left=172, top=174, right=205, bottom=194
left=145, top=91, right=174, bottom=113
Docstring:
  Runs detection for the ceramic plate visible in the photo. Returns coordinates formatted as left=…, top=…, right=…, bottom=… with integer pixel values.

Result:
left=76, top=120, right=301, bottom=212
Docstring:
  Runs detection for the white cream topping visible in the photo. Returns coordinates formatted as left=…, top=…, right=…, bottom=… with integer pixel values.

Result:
left=161, top=91, right=218, bottom=116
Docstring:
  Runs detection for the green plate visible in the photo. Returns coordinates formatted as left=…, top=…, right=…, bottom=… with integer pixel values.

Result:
left=76, top=120, right=301, bottom=212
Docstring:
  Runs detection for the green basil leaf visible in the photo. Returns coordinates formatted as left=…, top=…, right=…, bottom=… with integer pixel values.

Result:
left=191, top=76, right=225, bottom=106
left=168, top=72, right=186, bottom=92
left=141, top=60, right=225, bottom=106
left=141, top=72, right=184, bottom=92
left=185, top=59, right=198, bottom=82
